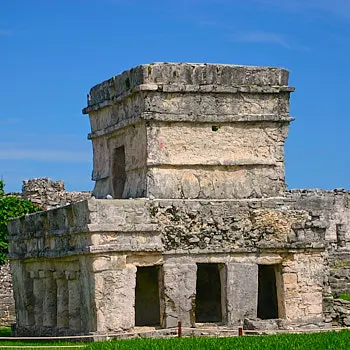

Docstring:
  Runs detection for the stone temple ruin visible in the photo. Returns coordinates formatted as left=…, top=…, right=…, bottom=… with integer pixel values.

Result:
left=7, top=63, right=350, bottom=336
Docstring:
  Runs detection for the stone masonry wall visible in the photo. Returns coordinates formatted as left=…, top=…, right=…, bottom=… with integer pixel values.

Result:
left=22, top=178, right=92, bottom=209
left=287, top=189, right=350, bottom=295
left=0, top=263, right=15, bottom=326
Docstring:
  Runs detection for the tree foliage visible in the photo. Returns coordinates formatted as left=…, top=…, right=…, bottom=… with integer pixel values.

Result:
left=0, top=180, right=42, bottom=264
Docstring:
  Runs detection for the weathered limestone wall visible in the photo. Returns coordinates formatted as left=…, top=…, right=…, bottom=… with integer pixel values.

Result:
left=0, top=263, right=15, bottom=326
left=22, top=178, right=92, bottom=209
left=91, top=123, right=147, bottom=198
left=287, top=189, right=350, bottom=295
left=281, top=253, right=325, bottom=323
left=84, top=63, right=294, bottom=200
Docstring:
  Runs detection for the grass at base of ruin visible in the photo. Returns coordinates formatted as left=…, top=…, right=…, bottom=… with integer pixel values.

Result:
left=86, top=331, right=350, bottom=350
left=0, top=327, right=10, bottom=337
left=0, top=330, right=348, bottom=349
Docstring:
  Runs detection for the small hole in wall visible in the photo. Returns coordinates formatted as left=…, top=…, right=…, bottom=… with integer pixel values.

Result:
left=212, top=125, right=219, bottom=132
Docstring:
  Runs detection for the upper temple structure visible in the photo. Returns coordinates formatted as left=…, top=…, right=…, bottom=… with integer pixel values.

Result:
left=7, top=63, right=350, bottom=337
left=84, top=63, right=293, bottom=200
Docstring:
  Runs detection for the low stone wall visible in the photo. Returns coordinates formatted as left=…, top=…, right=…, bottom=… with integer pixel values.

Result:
left=243, top=318, right=329, bottom=331
left=0, top=263, right=15, bottom=326
left=324, top=296, right=350, bottom=327
left=332, top=299, right=350, bottom=326
left=328, top=251, right=350, bottom=294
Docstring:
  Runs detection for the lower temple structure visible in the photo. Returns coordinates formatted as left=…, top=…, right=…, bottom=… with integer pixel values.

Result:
left=7, top=63, right=350, bottom=336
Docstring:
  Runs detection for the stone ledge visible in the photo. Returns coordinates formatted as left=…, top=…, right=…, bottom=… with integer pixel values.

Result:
left=83, top=85, right=294, bottom=114
left=88, top=114, right=294, bottom=139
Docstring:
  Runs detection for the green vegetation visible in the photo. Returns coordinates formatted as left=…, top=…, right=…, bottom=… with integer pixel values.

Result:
left=0, top=331, right=348, bottom=349
left=0, top=327, right=10, bottom=337
left=0, top=341, right=85, bottom=350
left=85, top=332, right=350, bottom=350
left=339, top=293, right=350, bottom=301
left=0, top=180, right=42, bottom=264
left=86, top=331, right=350, bottom=350
left=0, top=328, right=85, bottom=349
left=332, top=261, right=350, bottom=269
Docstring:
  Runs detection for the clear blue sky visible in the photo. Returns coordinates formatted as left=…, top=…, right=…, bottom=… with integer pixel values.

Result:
left=1, top=0, right=350, bottom=193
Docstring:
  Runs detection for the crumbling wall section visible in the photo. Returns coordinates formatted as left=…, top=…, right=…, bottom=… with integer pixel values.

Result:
left=151, top=199, right=325, bottom=252
left=324, top=297, right=350, bottom=327
left=22, top=178, right=92, bottom=209
left=0, top=263, right=15, bottom=326
left=287, top=189, right=350, bottom=295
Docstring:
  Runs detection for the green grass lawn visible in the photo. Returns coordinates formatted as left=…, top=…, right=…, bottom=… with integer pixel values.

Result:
left=0, top=330, right=348, bottom=349
left=339, top=293, right=350, bottom=301
left=0, top=327, right=85, bottom=349
left=85, top=331, right=350, bottom=350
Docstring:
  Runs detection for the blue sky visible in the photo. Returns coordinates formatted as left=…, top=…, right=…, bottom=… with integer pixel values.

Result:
left=1, top=0, right=350, bottom=193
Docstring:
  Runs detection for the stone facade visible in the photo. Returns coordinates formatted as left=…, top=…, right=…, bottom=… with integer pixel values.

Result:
left=7, top=63, right=350, bottom=336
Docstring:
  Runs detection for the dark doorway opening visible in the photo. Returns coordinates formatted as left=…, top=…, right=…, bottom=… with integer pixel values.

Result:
left=112, top=146, right=126, bottom=198
left=257, top=265, right=279, bottom=319
left=196, top=263, right=222, bottom=323
left=135, top=266, right=161, bottom=326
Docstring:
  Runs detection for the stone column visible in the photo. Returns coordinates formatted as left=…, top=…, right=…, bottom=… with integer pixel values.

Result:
left=66, top=271, right=81, bottom=332
left=225, top=263, right=258, bottom=325
left=162, top=263, right=197, bottom=328
left=32, top=270, right=44, bottom=327
left=41, top=271, right=57, bottom=328
left=54, top=271, right=69, bottom=329
left=93, top=262, right=137, bottom=333
left=282, top=253, right=324, bottom=323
